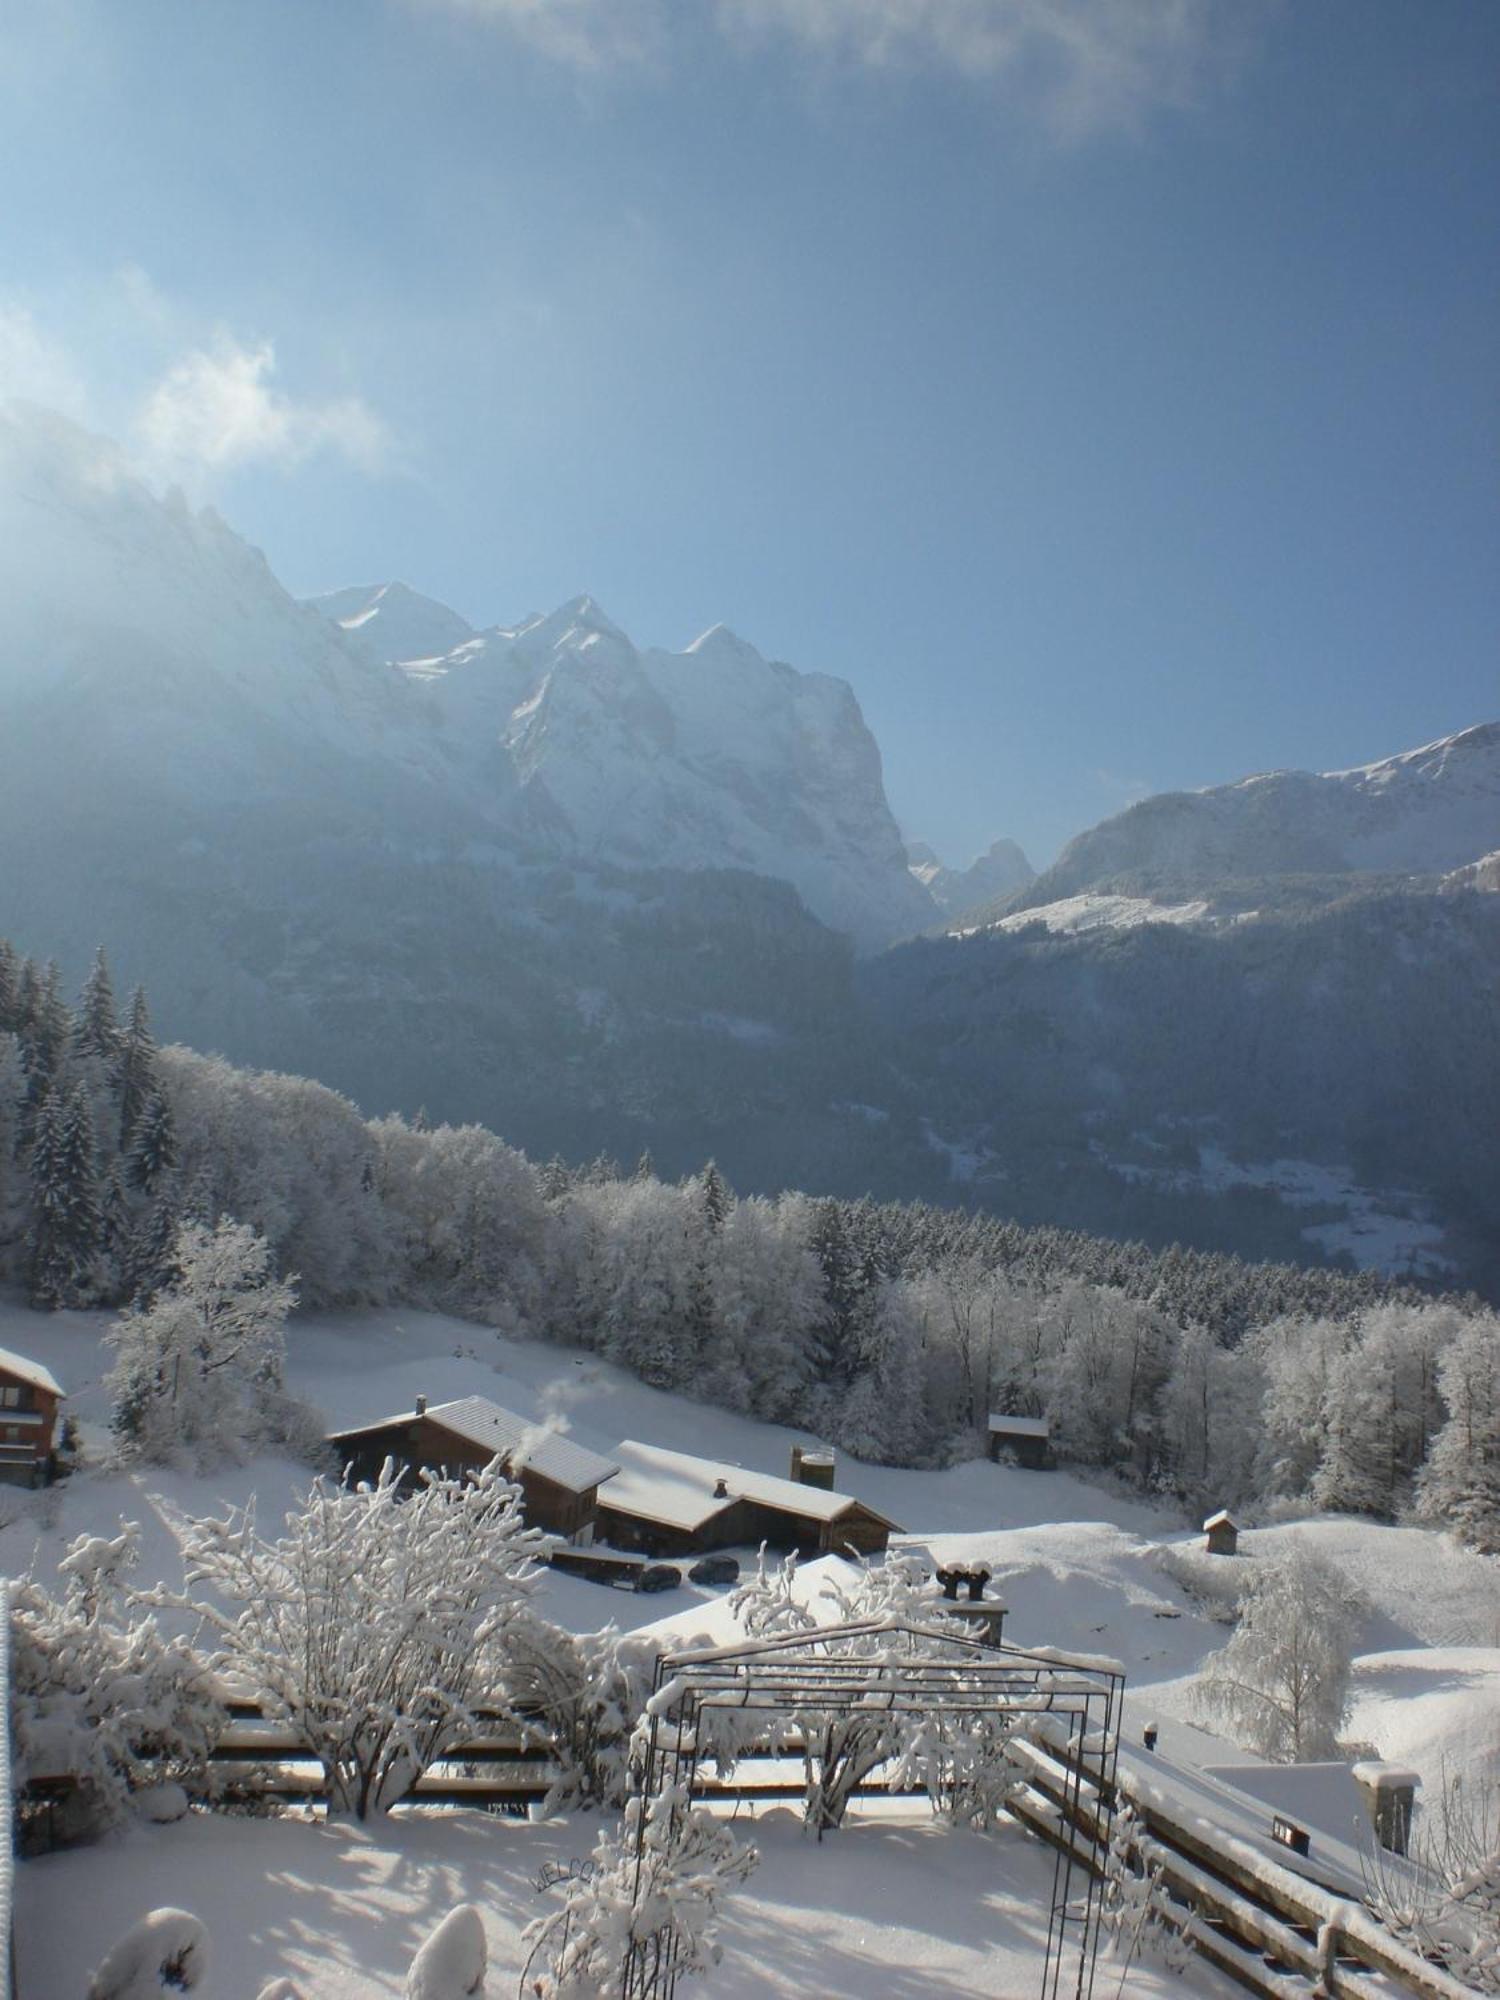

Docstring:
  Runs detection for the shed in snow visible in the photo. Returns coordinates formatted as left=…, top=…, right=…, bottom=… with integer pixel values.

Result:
left=1202, top=1509, right=1238, bottom=1557
left=0, top=1346, right=64, bottom=1487
left=986, top=1414, right=1051, bottom=1471
left=327, top=1395, right=619, bottom=1541
left=592, top=1440, right=899, bottom=1560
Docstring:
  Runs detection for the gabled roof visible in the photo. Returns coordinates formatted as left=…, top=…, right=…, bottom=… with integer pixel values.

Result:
left=0, top=1346, right=64, bottom=1398
left=1202, top=1509, right=1237, bottom=1531
left=987, top=1413, right=1048, bottom=1438
left=328, top=1396, right=619, bottom=1496
left=598, top=1440, right=899, bottom=1534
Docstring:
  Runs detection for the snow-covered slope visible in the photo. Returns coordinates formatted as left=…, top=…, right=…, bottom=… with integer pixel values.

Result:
left=308, top=582, right=936, bottom=949
left=1015, top=723, right=1500, bottom=913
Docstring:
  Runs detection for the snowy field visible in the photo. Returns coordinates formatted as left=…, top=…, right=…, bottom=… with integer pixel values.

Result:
left=5, top=1293, right=1498, bottom=1996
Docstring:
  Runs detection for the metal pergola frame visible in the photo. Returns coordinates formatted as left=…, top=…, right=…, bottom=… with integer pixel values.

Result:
left=623, top=1616, right=1125, bottom=2000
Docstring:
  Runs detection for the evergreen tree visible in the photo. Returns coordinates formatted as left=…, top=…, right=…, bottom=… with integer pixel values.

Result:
left=72, top=946, right=124, bottom=1065
left=26, top=1084, right=102, bottom=1306
left=115, top=986, right=159, bottom=1148
left=126, top=1087, right=178, bottom=1193
left=810, top=1200, right=872, bottom=1389
left=19, top=960, right=71, bottom=1122
left=0, top=939, right=20, bottom=1034
left=125, top=1191, right=182, bottom=1306
left=697, top=1160, right=733, bottom=1233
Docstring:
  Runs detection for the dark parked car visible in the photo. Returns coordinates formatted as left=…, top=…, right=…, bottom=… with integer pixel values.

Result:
left=636, top=1563, right=682, bottom=1594
left=688, top=1555, right=740, bottom=1587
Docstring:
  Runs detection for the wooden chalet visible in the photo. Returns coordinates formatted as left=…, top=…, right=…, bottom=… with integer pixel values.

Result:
left=987, top=1413, right=1052, bottom=1470
left=0, top=1345, right=64, bottom=1487
left=327, top=1395, right=620, bottom=1541
left=592, top=1441, right=899, bottom=1560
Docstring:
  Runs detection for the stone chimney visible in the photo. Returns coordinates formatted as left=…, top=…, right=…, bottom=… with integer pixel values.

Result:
left=414, top=1394, right=427, bottom=1417
left=1353, top=1763, right=1420, bottom=1856
left=712, top=1476, right=729, bottom=1499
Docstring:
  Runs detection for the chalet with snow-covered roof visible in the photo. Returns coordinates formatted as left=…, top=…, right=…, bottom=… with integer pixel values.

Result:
left=1202, top=1508, right=1239, bottom=1556
left=0, top=1346, right=64, bottom=1487
left=987, top=1413, right=1051, bottom=1471
left=591, top=1441, right=899, bottom=1560
left=327, top=1395, right=620, bottom=1541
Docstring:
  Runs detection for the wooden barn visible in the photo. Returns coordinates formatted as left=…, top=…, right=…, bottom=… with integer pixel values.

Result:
left=987, top=1413, right=1051, bottom=1470
left=592, top=1440, right=899, bottom=1560
left=327, top=1395, right=620, bottom=1541
left=0, top=1345, right=64, bottom=1487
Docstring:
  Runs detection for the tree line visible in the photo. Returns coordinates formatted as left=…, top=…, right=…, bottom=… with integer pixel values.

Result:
left=2, top=937, right=1495, bottom=1548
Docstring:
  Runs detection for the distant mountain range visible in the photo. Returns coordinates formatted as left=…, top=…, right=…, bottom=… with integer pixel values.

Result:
left=2, top=402, right=1496, bottom=1290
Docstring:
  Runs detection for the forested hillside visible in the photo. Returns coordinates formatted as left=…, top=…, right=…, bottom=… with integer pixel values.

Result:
left=4, top=937, right=1496, bottom=1548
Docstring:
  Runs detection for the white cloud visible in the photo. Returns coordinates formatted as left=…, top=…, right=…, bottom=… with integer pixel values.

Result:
left=0, top=303, right=90, bottom=417
left=135, top=336, right=393, bottom=476
left=410, top=0, right=1265, bottom=134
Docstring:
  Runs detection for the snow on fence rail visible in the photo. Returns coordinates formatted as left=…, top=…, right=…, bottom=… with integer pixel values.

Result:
left=1005, top=1733, right=1476, bottom=2000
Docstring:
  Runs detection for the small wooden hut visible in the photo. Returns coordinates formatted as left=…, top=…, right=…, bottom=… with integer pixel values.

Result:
left=1202, top=1508, right=1239, bottom=1557
left=986, top=1414, right=1051, bottom=1470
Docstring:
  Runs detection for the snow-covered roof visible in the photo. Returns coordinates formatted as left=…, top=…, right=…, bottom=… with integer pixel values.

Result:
left=599, top=1440, right=896, bottom=1533
left=987, top=1414, right=1048, bottom=1439
left=329, top=1397, right=619, bottom=1496
left=0, top=1346, right=63, bottom=1398
left=1202, top=1509, right=1237, bottom=1531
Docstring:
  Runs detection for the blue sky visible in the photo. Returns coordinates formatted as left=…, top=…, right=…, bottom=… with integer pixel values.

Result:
left=2, top=0, right=1496, bottom=865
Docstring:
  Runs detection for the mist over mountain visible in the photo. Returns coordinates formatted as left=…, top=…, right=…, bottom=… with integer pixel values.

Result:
left=2, top=402, right=1497, bottom=1290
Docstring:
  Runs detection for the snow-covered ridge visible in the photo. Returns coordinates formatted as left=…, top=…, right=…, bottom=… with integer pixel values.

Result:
left=1016, top=720, right=1500, bottom=911
left=311, top=580, right=936, bottom=949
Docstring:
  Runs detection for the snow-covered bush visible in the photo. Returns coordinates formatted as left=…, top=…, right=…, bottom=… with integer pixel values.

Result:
left=520, top=1789, right=756, bottom=1999
left=406, top=1903, right=487, bottom=1999
left=505, top=1616, right=659, bottom=1811
left=148, top=1457, right=545, bottom=1817
left=1363, top=1766, right=1500, bottom=1993
left=86, top=1907, right=209, bottom=1998
left=1193, top=1538, right=1359, bottom=1761
left=105, top=1217, right=313, bottom=1467
left=718, top=1551, right=990, bottom=1834
left=1102, top=1803, right=1191, bottom=1977
left=11, top=1524, right=223, bottom=1837
left=1152, top=1540, right=1251, bottom=1625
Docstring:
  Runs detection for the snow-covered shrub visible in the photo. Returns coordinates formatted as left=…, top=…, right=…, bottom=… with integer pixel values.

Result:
left=505, top=1615, right=659, bottom=1811
left=86, top=1908, right=209, bottom=1997
left=105, top=1217, right=312, bottom=1467
left=1193, top=1538, right=1359, bottom=1761
left=719, top=1551, right=986, bottom=1834
left=11, top=1524, right=222, bottom=1838
left=1152, top=1540, right=1250, bottom=1625
left=1363, top=1767, right=1500, bottom=1993
left=1102, top=1804, right=1191, bottom=1977
left=407, top=1903, right=487, bottom=1999
left=148, top=1457, right=545, bottom=1817
left=520, top=1789, right=756, bottom=1999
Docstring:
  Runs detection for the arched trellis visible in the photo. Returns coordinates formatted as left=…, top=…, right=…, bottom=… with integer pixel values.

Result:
left=624, top=1617, right=1125, bottom=2000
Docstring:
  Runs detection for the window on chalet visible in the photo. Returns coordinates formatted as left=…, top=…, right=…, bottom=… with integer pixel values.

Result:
left=0, top=1385, right=35, bottom=1411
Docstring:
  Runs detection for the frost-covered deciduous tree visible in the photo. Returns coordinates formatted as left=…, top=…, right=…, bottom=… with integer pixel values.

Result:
left=1194, top=1540, right=1358, bottom=1761
left=11, top=1524, right=223, bottom=1834
left=150, top=1458, right=546, bottom=1817
left=1416, top=1313, right=1500, bottom=1553
left=722, top=1551, right=973, bottom=1833
left=1313, top=1304, right=1460, bottom=1518
left=105, top=1216, right=304, bottom=1464
left=520, top=1788, right=756, bottom=1999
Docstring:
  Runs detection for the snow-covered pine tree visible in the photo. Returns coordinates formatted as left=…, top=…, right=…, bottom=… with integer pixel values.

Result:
left=125, top=1084, right=177, bottom=1192
left=1416, top=1313, right=1500, bottom=1552
left=25, top=1081, right=103, bottom=1306
left=73, top=945, right=124, bottom=1066
left=115, top=984, right=160, bottom=1148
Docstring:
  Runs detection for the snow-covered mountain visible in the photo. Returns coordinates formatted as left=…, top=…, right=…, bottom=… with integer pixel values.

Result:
left=1013, top=724, right=1500, bottom=914
left=309, top=582, right=935, bottom=949
left=907, top=836, right=1035, bottom=918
